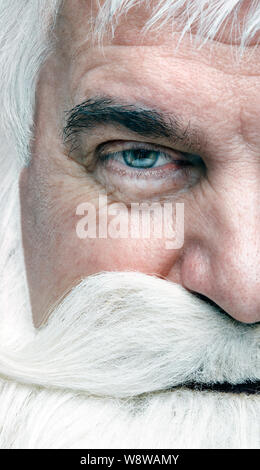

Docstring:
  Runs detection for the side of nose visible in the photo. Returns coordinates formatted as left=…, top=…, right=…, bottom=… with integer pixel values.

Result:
left=176, top=188, right=260, bottom=324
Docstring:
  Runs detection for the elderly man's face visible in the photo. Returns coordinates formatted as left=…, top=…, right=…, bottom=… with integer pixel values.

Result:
left=19, top=0, right=260, bottom=327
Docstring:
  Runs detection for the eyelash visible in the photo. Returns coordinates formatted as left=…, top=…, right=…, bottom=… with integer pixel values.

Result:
left=96, top=142, right=197, bottom=172
left=101, top=149, right=183, bottom=170
left=73, top=140, right=206, bottom=201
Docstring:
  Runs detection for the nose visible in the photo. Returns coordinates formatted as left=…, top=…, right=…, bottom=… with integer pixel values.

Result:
left=178, top=185, right=260, bottom=324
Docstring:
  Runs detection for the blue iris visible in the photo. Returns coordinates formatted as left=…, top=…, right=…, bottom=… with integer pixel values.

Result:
left=122, top=149, right=159, bottom=168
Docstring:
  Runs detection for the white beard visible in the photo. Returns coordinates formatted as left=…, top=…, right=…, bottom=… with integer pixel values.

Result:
left=0, top=273, right=259, bottom=450
left=0, top=136, right=259, bottom=449
left=0, top=376, right=259, bottom=449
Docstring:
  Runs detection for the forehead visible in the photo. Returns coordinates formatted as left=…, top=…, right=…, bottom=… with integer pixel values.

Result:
left=53, top=0, right=260, bottom=155
left=57, top=0, right=260, bottom=76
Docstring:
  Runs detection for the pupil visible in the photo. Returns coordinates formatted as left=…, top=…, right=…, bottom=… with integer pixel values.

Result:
left=123, top=149, right=158, bottom=168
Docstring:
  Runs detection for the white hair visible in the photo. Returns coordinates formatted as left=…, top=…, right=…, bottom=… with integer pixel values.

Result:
left=0, top=271, right=259, bottom=397
left=0, top=1, right=259, bottom=449
left=0, top=271, right=259, bottom=448
left=0, top=0, right=260, bottom=168
left=0, top=0, right=259, bottom=337
left=0, top=378, right=259, bottom=448
left=0, top=0, right=62, bottom=168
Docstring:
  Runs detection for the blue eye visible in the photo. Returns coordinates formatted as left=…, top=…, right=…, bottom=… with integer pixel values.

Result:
left=123, top=149, right=159, bottom=168
left=102, top=148, right=172, bottom=169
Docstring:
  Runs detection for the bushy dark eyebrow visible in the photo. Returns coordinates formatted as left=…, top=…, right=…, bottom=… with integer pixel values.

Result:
left=63, top=96, right=201, bottom=152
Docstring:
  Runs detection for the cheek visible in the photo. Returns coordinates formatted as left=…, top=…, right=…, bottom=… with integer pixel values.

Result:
left=20, top=166, right=183, bottom=323
left=52, top=209, right=181, bottom=284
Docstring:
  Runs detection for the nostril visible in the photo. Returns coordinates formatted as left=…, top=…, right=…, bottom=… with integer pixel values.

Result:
left=190, top=292, right=260, bottom=325
left=190, top=291, right=233, bottom=320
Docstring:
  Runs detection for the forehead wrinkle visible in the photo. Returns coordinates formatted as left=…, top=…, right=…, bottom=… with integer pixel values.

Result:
left=66, top=40, right=260, bottom=91
left=55, top=0, right=260, bottom=88
left=72, top=0, right=260, bottom=50
left=56, top=2, right=260, bottom=77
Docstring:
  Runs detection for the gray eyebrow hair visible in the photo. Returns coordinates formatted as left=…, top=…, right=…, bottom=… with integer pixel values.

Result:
left=63, top=96, right=201, bottom=152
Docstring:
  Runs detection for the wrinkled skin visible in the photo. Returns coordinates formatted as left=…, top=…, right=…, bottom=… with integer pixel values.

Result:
left=20, top=0, right=260, bottom=327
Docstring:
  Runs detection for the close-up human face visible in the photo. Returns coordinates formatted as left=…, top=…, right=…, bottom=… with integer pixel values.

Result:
left=0, top=0, right=260, bottom=451
left=19, top=0, right=260, bottom=327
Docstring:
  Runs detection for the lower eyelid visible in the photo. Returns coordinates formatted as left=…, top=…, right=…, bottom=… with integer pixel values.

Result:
left=92, top=151, right=201, bottom=201
left=100, top=157, right=188, bottom=180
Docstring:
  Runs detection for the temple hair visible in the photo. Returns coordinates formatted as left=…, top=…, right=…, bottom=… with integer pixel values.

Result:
left=0, top=0, right=260, bottom=166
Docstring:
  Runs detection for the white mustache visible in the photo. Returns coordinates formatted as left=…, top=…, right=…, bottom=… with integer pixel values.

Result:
left=0, top=271, right=259, bottom=397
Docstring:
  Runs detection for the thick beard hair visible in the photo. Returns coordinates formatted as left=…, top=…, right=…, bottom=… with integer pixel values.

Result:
left=0, top=273, right=259, bottom=450
left=1, top=0, right=260, bottom=451
left=0, top=137, right=259, bottom=449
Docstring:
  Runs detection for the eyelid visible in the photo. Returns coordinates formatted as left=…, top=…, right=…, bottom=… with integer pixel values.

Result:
left=95, top=140, right=188, bottom=162
left=87, top=139, right=206, bottom=202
